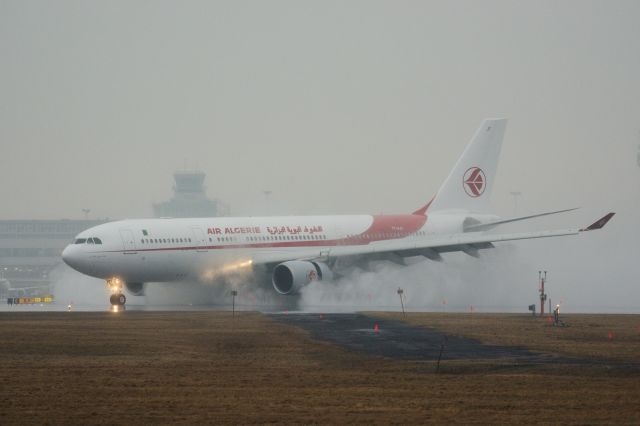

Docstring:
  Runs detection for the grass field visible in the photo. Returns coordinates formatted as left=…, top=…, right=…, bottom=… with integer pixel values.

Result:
left=1, top=311, right=639, bottom=424
left=375, top=312, right=640, bottom=363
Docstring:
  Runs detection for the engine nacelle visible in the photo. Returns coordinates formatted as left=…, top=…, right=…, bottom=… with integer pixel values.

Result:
left=125, top=282, right=145, bottom=296
left=272, top=261, right=333, bottom=295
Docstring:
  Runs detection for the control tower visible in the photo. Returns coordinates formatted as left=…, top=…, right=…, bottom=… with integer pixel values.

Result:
left=153, top=171, right=228, bottom=218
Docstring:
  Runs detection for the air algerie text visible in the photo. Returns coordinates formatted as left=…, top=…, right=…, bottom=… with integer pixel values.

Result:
left=207, top=225, right=324, bottom=235
left=207, top=226, right=261, bottom=235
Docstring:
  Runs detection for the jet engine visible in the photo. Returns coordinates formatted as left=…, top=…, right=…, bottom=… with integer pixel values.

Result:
left=272, top=261, right=333, bottom=295
left=125, top=282, right=145, bottom=296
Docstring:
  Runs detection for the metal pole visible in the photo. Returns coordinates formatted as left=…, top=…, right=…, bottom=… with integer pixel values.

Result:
left=397, top=288, right=405, bottom=317
left=544, top=271, right=548, bottom=317
left=231, top=290, right=237, bottom=318
left=436, top=335, right=447, bottom=373
left=539, top=270, right=546, bottom=317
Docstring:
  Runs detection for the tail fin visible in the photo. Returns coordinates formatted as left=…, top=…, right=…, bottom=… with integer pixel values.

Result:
left=426, top=118, right=507, bottom=213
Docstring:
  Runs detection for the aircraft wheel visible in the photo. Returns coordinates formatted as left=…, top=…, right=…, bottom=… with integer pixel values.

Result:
left=110, top=294, right=127, bottom=306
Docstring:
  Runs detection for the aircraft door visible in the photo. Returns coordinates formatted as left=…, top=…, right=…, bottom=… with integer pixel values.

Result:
left=191, top=227, right=207, bottom=252
left=119, top=229, right=137, bottom=252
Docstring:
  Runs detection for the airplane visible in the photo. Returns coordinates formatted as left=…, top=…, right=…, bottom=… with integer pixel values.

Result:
left=62, top=118, right=614, bottom=307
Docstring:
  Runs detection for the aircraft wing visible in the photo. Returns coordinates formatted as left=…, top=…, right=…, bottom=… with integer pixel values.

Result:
left=332, top=212, right=615, bottom=260
left=463, top=207, right=579, bottom=232
left=253, top=213, right=615, bottom=266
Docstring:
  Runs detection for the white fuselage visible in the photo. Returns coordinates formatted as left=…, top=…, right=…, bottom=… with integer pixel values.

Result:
left=61, top=212, right=489, bottom=284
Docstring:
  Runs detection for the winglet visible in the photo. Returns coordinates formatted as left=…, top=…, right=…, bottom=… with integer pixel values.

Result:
left=580, top=212, right=615, bottom=231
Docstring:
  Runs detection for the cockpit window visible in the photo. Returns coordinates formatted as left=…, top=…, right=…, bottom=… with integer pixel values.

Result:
left=74, top=237, right=102, bottom=244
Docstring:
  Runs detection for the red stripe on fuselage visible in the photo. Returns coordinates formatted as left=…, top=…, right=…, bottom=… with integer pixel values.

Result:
left=342, top=214, right=427, bottom=245
left=98, top=214, right=428, bottom=254
left=412, top=197, right=434, bottom=216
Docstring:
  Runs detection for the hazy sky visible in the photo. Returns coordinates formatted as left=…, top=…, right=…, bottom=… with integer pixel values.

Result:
left=2, top=0, right=639, bottom=220
left=3, top=0, right=638, bottom=311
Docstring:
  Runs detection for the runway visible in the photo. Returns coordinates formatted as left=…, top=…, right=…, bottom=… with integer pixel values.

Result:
left=272, top=313, right=539, bottom=361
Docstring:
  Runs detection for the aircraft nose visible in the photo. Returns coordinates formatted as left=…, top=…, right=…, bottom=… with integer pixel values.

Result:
left=62, top=245, right=80, bottom=270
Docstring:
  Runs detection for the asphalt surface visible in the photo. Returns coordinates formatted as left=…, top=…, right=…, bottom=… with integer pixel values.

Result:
left=271, top=313, right=546, bottom=361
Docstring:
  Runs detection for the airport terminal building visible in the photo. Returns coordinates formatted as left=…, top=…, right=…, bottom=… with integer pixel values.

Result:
left=0, top=219, right=108, bottom=298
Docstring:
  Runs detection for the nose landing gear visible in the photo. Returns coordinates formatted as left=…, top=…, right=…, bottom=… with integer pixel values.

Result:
left=107, top=278, right=126, bottom=307
left=109, top=293, right=127, bottom=306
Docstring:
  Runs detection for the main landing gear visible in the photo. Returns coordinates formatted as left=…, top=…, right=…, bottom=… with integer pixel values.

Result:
left=107, top=277, right=126, bottom=308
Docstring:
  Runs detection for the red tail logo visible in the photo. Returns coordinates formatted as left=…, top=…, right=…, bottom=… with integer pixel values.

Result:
left=463, top=167, right=486, bottom=197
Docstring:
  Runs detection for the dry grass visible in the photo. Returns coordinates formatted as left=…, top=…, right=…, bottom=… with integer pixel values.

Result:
left=0, top=311, right=639, bottom=425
